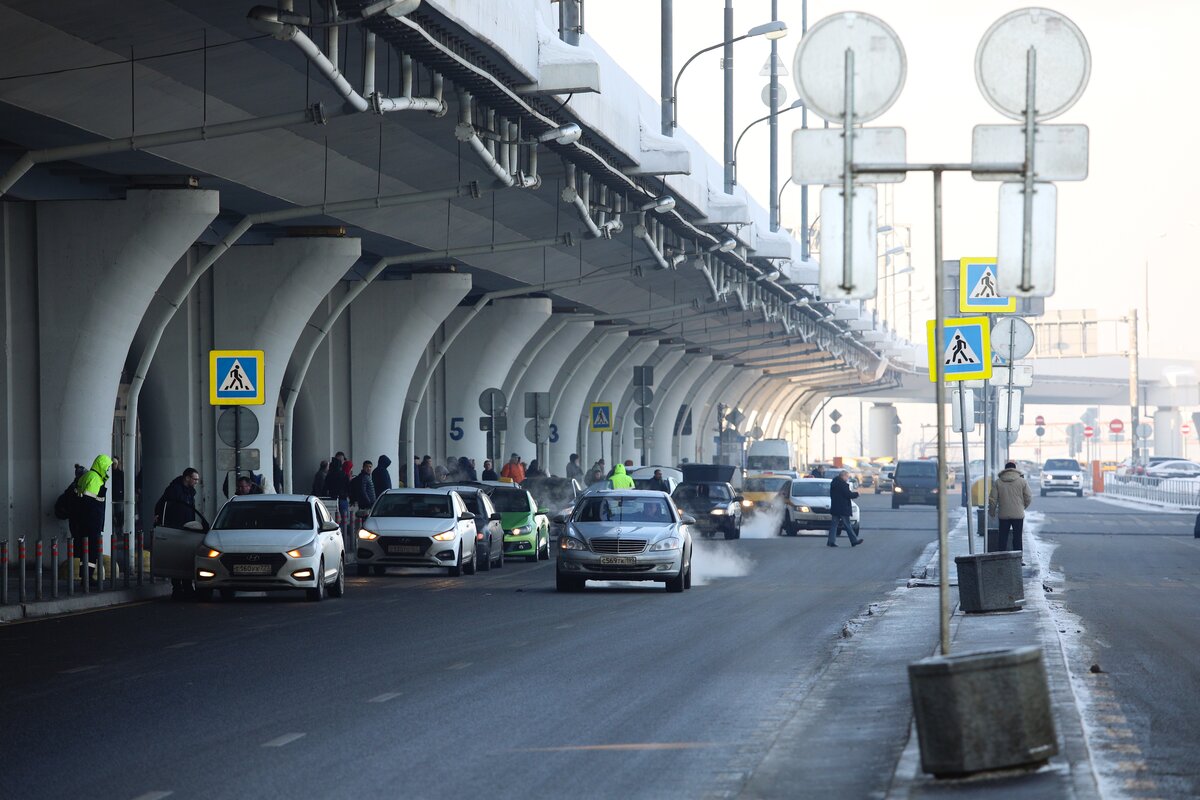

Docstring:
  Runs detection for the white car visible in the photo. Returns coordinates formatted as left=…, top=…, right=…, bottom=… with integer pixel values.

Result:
left=779, top=478, right=861, bottom=536
left=1040, top=458, right=1084, bottom=496
left=153, top=494, right=346, bottom=602
left=1144, top=459, right=1200, bottom=481
left=357, top=489, right=478, bottom=576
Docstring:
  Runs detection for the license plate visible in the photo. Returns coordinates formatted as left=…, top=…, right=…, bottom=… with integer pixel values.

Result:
left=232, top=564, right=271, bottom=575
left=388, top=545, right=421, bottom=554
left=599, top=556, right=637, bottom=566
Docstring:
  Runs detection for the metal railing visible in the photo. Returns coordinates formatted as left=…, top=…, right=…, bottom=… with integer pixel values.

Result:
left=1102, top=473, right=1200, bottom=509
left=1, top=532, right=151, bottom=607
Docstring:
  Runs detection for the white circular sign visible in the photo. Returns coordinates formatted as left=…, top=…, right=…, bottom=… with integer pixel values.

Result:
left=975, top=8, right=1091, bottom=122
left=792, top=12, right=907, bottom=124
left=991, top=317, right=1035, bottom=361
left=761, top=83, right=788, bottom=109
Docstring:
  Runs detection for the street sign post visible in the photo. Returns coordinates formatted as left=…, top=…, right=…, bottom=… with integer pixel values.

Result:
left=959, top=257, right=1015, bottom=313
left=1109, top=419, right=1124, bottom=435
left=589, top=403, right=613, bottom=432
left=926, top=317, right=993, bottom=382
left=1035, top=415, right=1045, bottom=426
left=478, top=387, right=507, bottom=462
left=1083, top=425, right=1094, bottom=439
left=210, top=350, right=264, bottom=406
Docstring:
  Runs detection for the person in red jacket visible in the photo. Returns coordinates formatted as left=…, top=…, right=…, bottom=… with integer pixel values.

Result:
left=500, top=453, right=526, bottom=484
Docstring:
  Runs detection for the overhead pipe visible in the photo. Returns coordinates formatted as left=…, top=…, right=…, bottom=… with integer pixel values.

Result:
left=634, top=213, right=671, bottom=269
left=123, top=180, right=483, bottom=526
left=562, top=163, right=603, bottom=238
left=455, top=93, right=538, bottom=189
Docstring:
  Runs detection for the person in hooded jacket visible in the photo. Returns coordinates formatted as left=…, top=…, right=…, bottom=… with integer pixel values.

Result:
left=607, top=463, right=635, bottom=489
left=373, top=455, right=394, bottom=494
left=312, top=460, right=329, bottom=497
left=458, top=456, right=477, bottom=482
left=324, top=456, right=350, bottom=522
left=70, top=455, right=112, bottom=571
left=989, top=460, right=1033, bottom=551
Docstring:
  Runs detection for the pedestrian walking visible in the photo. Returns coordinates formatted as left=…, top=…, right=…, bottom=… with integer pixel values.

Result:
left=481, top=459, right=499, bottom=481
left=373, top=455, right=393, bottom=495
left=989, top=461, right=1032, bottom=551
left=827, top=470, right=862, bottom=547
left=565, top=453, right=583, bottom=481
left=154, top=467, right=199, bottom=528
left=70, top=455, right=113, bottom=571
left=312, top=460, right=329, bottom=496
left=501, top=453, right=526, bottom=484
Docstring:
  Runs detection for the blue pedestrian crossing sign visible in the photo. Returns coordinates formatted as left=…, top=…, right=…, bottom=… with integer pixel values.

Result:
left=210, top=350, right=265, bottom=405
left=926, top=317, right=992, bottom=383
left=959, top=257, right=1015, bottom=313
left=589, top=402, right=613, bottom=432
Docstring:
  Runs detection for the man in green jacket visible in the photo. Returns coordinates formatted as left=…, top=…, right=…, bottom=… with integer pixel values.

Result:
left=69, top=454, right=111, bottom=570
left=608, top=463, right=635, bottom=489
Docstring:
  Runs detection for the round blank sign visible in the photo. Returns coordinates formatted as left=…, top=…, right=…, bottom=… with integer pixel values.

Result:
left=991, top=317, right=1035, bottom=361
left=792, top=12, right=907, bottom=124
left=975, top=8, right=1091, bottom=121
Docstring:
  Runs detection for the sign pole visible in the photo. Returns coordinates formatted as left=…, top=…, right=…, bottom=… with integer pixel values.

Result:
left=982, top=378, right=991, bottom=550
left=933, top=169, right=950, bottom=656
left=234, top=405, right=242, bottom=482
left=958, top=388, right=975, bottom=554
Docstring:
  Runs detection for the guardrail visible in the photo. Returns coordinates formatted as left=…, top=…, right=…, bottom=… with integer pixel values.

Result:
left=1102, top=473, right=1200, bottom=509
left=1, top=532, right=151, bottom=606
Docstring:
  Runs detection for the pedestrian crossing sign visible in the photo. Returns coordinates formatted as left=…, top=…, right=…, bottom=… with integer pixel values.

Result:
left=959, top=257, right=1016, bottom=313
left=926, top=317, right=992, bottom=383
left=589, top=402, right=613, bottom=432
left=210, top=350, right=265, bottom=405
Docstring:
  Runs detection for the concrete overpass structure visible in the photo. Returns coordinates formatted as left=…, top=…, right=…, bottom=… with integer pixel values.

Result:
left=0, top=0, right=917, bottom=551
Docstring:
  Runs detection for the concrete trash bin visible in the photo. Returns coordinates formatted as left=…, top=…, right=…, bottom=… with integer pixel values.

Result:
left=955, top=551, right=1023, bottom=613
left=908, top=646, right=1058, bottom=777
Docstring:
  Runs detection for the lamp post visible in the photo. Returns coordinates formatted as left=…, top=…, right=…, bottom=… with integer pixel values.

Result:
left=732, top=100, right=805, bottom=187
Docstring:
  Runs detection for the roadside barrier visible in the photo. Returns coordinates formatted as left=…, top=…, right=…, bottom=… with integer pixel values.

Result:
left=1103, top=473, right=1200, bottom=509
left=1, top=531, right=154, bottom=608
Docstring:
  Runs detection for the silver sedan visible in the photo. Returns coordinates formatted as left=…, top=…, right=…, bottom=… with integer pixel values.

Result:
left=554, top=490, right=695, bottom=593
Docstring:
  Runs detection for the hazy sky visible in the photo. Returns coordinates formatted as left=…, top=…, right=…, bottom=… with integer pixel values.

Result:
left=586, top=1, right=1200, bottom=360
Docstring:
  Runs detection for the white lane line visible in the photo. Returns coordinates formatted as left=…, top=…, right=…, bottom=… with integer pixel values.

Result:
left=130, top=792, right=173, bottom=800
left=60, top=665, right=100, bottom=674
left=262, top=733, right=306, bottom=748
left=165, top=641, right=197, bottom=649
left=368, top=692, right=401, bottom=703
left=446, top=662, right=472, bottom=670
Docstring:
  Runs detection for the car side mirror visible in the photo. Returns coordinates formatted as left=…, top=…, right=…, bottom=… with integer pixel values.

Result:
left=183, top=520, right=205, bottom=532
left=733, top=496, right=745, bottom=504
left=551, top=513, right=566, bottom=524
left=319, top=520, right=339, bottom=532
left=537, top=507, right=549, bottom=515
left=489, top=512, right=503, bottom=521
left=681, top=515, right=697, bottom=525
left=459, top=512, right=475, bottom=521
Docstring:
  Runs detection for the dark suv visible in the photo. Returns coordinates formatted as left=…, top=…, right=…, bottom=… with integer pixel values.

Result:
left=891, top=460, right=940, bottom=508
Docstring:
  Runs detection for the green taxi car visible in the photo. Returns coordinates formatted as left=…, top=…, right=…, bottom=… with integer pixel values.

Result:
left=492, top=485, right=550, bottom=561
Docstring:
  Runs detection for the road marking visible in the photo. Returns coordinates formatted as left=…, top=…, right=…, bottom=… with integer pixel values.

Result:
left=60, top=665, right=100, bottom=674
left=510, top=742, right=722, bottom=753
left=1097, top=714, right=1127, bottom=724
left=130, top=793, right=173, bottom=800
left=262, top=733, right=306, bottom=748
left=165, top=641, right=196, bottom=649
left=446, top=662, right=472, bottom=670
left=554, top=623, right=573, bottom=629
left=368, top=692, right=401, bottom=703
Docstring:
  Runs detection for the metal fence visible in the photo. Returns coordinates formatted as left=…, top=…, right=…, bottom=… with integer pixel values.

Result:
left=1103, top=474, right=1200, bottom=509
left=1, top=532, right=152, bottom=606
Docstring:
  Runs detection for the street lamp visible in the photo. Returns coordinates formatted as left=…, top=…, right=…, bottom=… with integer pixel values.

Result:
left=669, top=20, right=788, bottom=130
left=732, top=100, right=805, bottom=186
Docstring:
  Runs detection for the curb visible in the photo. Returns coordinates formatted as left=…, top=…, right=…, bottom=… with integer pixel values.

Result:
left=0, top=584, right=171, bottom=623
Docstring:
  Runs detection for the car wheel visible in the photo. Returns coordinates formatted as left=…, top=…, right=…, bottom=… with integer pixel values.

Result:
left=170, top=579, right=194, bottom=601
left=194, top=588, right=214, bottom=602
left=329, top=557, right=346, bottom=598
left=464, top=548, right=477, bottom=575
left=373, top=565, right=387, bottom=576
left=356, top=564, right=371, bottom=577
left=479, top=544, right=492, bottom=571
left=449, top=545, right=463, bottom=577
left=219, top=588, right=236, bottom=601
left=683, top=556, right=693, bottom=590
left=665, top=564, right=686, bottom=593
left=306, top=560, right=326, bottom=601
left=542, top=534, right=551, bottom=560
left=1076, top=490, right=1083, bottom=497
left=891, top=498, right=900, bottom=510
left=556, top=571, right=584, bottom=592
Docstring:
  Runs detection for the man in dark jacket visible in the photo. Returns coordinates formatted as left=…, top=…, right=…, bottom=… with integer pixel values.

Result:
left=827, top=470, right=862, bottom=548
left=351, top=461, right=376, bottom=511
left=311, top=460, right=328, bottom=496
left=418, top=456, right=436, bottom=488
left=154, top=468, right=199, bottom=528
left=324, top=455, right=349, bottom=501
left=373, top=455, right=393, bottom=495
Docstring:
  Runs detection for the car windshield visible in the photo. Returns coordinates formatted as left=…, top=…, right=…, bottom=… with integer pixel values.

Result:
left=897, top=462, right=937, bottom=477
left=1044, top=459, right=1080, bottom=471
left=372, top=493, right=454, bottom=518
left=745, top=477, right=789, bottom=492
left=790, top=480, right=831, bottom=497
left=213, top=501, right=313, bottom=531
left=490, top=489, right=530, bottom=513
left=574, top=496, right=675, bottom=523
left=672, top=483, right=732, bottom=502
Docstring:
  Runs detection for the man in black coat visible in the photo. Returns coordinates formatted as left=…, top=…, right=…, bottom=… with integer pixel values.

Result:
left=827, top=470, right=862, bottom=548
left=154, top=468, right=199, bottom=528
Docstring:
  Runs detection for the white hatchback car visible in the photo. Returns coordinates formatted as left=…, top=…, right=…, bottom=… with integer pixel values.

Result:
left=357, top=489, right=478, bottom=576
left=153, top=494, right=346, bottom=602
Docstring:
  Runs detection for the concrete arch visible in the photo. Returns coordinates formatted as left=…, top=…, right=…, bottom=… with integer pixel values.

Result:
left=649, top=355, right=712, bottom=466
left=349, top=273, right=472, bottom=482
left=547, top=329, right=626, bottom=472
left=617, top=345, right=685, bottom=466
left=585, top=338, right=659, bottom=467
left=507, top=318, right=593, bottom=471
left=695, top=369, right=758, bottom=463
left=676, top=363, right=734, bottom=464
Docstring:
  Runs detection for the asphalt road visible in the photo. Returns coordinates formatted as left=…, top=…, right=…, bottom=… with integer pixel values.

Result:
left=0, top=496, right=933, bottom=800
left=1034, top=492, right=1200, bottom=799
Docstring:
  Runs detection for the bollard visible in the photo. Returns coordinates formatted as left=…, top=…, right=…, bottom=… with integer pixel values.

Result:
left=66, top=539, right=74, bottom=596
left=18, top=537, right=27, bottom=603
left=81, top=538, right=89, bottom=595
left=136, top=532, right=144, bottom=586
left=51, top=538, right=59, bottom=599
left=108, top=535, right=118, bottom=591
left=1, top=541, right=8, bottom=604
left=123, top=533, right=131, bottom=589
left=35, top=540, right=43, bottom=601
left=97, top=538, right=105, bottom=591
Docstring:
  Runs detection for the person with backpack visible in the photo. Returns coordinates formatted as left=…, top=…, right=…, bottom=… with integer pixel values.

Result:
left=154, top=468, right=199, bottom=528
left=68, top=455, right=113, bottom=575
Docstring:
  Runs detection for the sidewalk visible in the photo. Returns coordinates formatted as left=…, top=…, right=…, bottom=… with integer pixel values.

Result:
left=0, top=572, right=170, bottom=623
left=740, top=511, right=1102, bottom=800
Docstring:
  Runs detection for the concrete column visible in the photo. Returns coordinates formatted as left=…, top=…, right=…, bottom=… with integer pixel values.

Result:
left=869, top=402, right=900, bottom=459
left=766, top=385, right=807, bottom=440
left=509, top=319, right=593, bottom=474
left=618, top=346, right=685, bottom=465
left=677, top=363, right=733, bottom=464
left=650, top=355, right=712, bottom=466
left=548, top=329, right=627, bottom=472
left=1153, top=407, right=1181, bottom=457
left=586, top=338, right=658, bottom=465
left=349, top=273, right=471, bottom=482
left=440, top=298, right=552, bottom=464
left=696, top=369, right=759, bottom=463
left=211, top=236, right=362, bottom=494
left=36, top=189, right=218, bottom=544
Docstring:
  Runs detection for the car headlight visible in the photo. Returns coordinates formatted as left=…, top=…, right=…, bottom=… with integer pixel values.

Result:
left=510, top=524, right=533, bottom=536
left=741, top=500, right=753, bottom=508
left=650, top=536, right=682, bottom=551
left=203, top=548, right=221, bottom=559
left=795, top=505, right=810, bottom=513
left=286, top=539, right=318, bottom=558
left=559, top=536, right=587, bottom=551
left=710, top=508, right=726, bottom=516
left=432, top=530, right=457, bottom=541
left=358, top=528, right=379, bottom=540
left=931, top=487, right=939, bottom=494
left=895, top=486, right=904, bottom=493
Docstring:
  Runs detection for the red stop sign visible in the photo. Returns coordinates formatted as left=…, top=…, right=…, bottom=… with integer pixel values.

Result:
left=1083, top=425, right=1095, bottom=439
left=1035, top=415, right=1045, bottom=426
left=1184, top=422, right=1193, bottom=435
left=1109, top=419, right=1124, bottom=434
